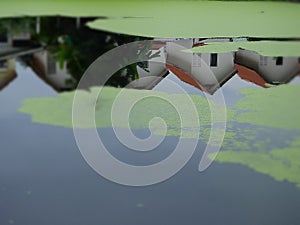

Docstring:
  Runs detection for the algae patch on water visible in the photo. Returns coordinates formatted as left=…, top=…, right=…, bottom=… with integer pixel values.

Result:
left=19, top=86, right=233, bottom=136
left=19, top=83, right=300, bottom=188
left=19, top=84, right=300, bottom=141
left=1, top=1, right=300, bottom=40
left=187, top=41, right=300, bottom=57
left=211, top=136, right=300, bottom=188
left=234, top=85, right=300, bottom=130
left=210, top=84, right=300, bottom=187
left=87, top=1, right=300, bottom=39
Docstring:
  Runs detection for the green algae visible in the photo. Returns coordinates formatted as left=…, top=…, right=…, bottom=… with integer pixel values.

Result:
left=19, top=84, right=300, bottom=141
left=19, top=86, right=234, bottom=134
left=186, top=41, right=300, bottom=57
left=1, top=1, right=300, bottom=57
left=1, top=1, right=300, bottom=40
left=19, top=84, right=300, bottom=138
left=235, top=85, right=300, bottom=130
left=19, top=84, right=300, bottom=188
left=211, top=136, right=300, bottom=187
left=208, top=120, right=300, bottom=188
left=220, top=124, right=298, bottom=152
left=87, top=1, right=300, bottom=39
left=209, top=83, right=300, bottom=188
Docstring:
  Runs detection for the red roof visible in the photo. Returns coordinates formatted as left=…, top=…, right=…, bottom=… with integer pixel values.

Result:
left=192, top=43, right=206, bottom=47
left=234, top=64, right=268, bottom=88
left=166, top=63, right=208, bottom=93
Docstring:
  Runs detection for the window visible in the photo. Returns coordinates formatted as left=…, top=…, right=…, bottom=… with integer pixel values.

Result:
left=0, top=60, right=8, bottom=68
left=276, top=57, right=283, bottom=65
left=210, top=53, right=218, bottom=67
left=0, top=33, right=8, bottom=42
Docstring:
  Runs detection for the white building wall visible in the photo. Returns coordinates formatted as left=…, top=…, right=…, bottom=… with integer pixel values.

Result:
left=166, top=39, right=235, bottom=88
left=33, top=51, right=73, bottom=89
left=259, top=57, right=299, bottom=83
left=166, top=40, right=193, bottom=74
left=235, top=49, right=260, bottom=71
left=236, top=49, right=300, bottom=84
left=134, top=47, right=167, bottom=89
left=191, top=52, right=235, bottom=86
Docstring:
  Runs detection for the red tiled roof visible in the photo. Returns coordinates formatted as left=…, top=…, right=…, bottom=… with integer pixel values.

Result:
left=234, top=64, right=268, bottom=88
left=166, top=63, right=207, bottom=92
left=192, top=43, right=206, bottom=47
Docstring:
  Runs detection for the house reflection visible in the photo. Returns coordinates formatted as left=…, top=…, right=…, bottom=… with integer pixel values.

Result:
left=234, top=63, right=268, bottom=88
left=132, top=38, right=300, bottom=94
left=0, top=17, right=43, bottom=92
left=0, top=58, right=16, bottom=91
left=128, top=39, right=236, bottom=94
left=0, top=16, right=299, bottom=94
left=127, top=44, right=168, bottom=90
left=235, top=49, right=300, bottom=85
left=0, top=21, right=31, bottom=48
left=166, top=39, right=237, bottom=94
left=0, top=17, right=39, bottom=61
left=25, top=51, right=74, bottom=92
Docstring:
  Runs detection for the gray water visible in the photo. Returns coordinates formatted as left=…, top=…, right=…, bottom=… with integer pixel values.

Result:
left=0, top=63, right=300, bottom=225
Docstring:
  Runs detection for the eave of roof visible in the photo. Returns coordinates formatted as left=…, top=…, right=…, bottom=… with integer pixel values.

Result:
left=234, top=63, right=268, bottom=88
left=0, top=69, right=17, bottom=91
left=166, top=63, right=208, bottom=93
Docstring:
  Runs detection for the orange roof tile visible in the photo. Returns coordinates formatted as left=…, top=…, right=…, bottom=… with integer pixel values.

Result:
left=234, top=64, right=268, bottom=88
left=166, top=63, right=207, bottom=93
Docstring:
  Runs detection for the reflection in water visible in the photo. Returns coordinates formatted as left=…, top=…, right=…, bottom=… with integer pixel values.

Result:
left=144, top=38, right=300, bottom=94
left=0, top=17, right=35, bottom=47
left=1, top=15, right=300, bottom=225
left=2, top=63, right=300, bottom=224
left=0, top=58, right=16, bottom=90
left=1, top=16, right=299, bottom=94
left=25, top=50, right=74, bottom=92
left=1, top=16, right=146, bottom=92
left=165, top=38, right=236, bottom=94
left=236, top=49, right=300, bottom=85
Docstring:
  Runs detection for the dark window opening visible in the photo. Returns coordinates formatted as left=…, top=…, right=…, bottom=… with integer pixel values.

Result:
left=276, top=57, right=283, bottom=65
left=0, top=60, right=8, bottom=68
left=210, top=53, right=218, bottom=67
left=0, top=33, right=7, bottom=42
